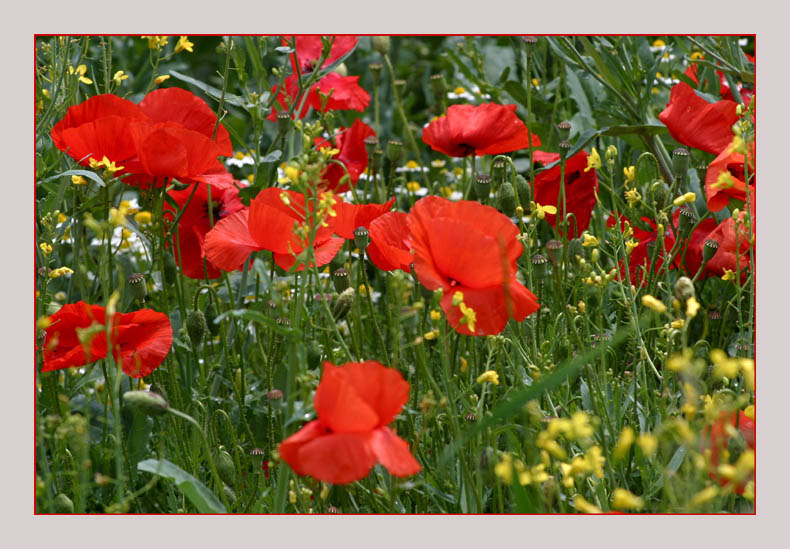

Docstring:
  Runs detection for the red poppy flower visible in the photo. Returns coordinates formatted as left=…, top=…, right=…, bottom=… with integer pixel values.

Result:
left=368, top=212, right=414, bottom=273
left=283, top=35, right=358, bottom=75
left=701, top=208, right=753, bottom=279
left=669, top=209, right=718, bottom=278
left=531, top=150, right=599, bottom=238
left=279, top=360, right=420, bottom=484
left=658, top=82, right=739, bottom=156
left=703, top=410, right=755, bottom=495
left=422, top=103, right=540, bottom=157
left=50, top=94, right=148, bottom=168
left=705, top=138, right=755, bottom=212
left=268, top=74, right=370, bottom=122
left=607, top=215, right=675, bottom=287
left=138, top=87, right=233, bottom=157
left=407, top=196, right=539, bottom=335
left=314, top=119, right=376, bottom=193
left=165, top=182, right=246, bottom=279
left=204, top=188, right=344, bottom=272
left=42, top=301, right=172, bottom=378
left=333, top=198, right=395, bottom=240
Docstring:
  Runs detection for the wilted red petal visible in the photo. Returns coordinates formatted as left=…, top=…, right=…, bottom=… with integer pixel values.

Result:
left=204, top=209, right=263, bottom=272
left=112, top=309, right=173, bottom=378
left=370, top=427, right=421, bottom=477
left=658, top=82, right=738, bottom=155
left=139, top=88, right=233, bottom=156
left=422, top=103, right=540, bottom=157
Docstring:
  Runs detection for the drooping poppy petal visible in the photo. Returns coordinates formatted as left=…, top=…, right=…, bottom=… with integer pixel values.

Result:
left=333, top=198, right=396, bottom=240
left=278, top=420, right=330, bottom=476
left=51, top=116, right=141, bottom=168
left=367, top=212, right=413, bottom=273
left=439, top=279, right=538, bottom=336
left=316, top=119, right=376, bottom=193
left=203, top=209, right=263, bottom=272
left=369, top=427, right=422, bottom=477
left=42, top=302, right=109, bottom=372
left=295, top=431, right=377, bottom=485
left=273, top=236, right=345, bottom=272
left=658, top=82, right=739, bottom=155
left=310, top=73, right=370, bottom=113
left=704, top=139, right=755, bottom=212
left=422, top=103, right=540, bottom=157
left=139, top=88, right=233, bottom=156
left=531, top=150, right=599, bottom=238
left=112, top=309, right=174, bottom=378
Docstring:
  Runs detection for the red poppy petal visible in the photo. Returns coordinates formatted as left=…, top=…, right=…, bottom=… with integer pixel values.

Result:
left=370, top=427, right=421, bottom=477
left=51, top=94, right=147, bottom=146
left=42, top=302, right=109, bottom=371
left=247, top=200, right=302, bottom=255
left=279, top=420, right=329, bottom=476
left=112, top=309, right=173, bottom=378
left=368, top=212, right=413, bottom=272
left=440, top=279, right=539, bottom=336
left=295, top=431, right=376, bottom=484
left=139, top=88, right=233, bottom=156
left=314, top=363, right=380, bottom=432
left=312, top=73, right=370, bottom=113
left=658, top=82, right=738, bottom=155
left=54, top=116, right=140, bottom=167
left=274, top=237, right=344, bottom=272
left=334, top=198, right=395, bottom=240
left=204, top=209, right=263, bottom=271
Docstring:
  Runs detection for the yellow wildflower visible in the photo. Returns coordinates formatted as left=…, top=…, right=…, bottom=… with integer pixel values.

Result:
left=670, top=319, right=685, bottom=329
left=175, top=36, right=194, bottom=54
left=494, top=453, right=513, bottom=484
left=613, top=426, right=635, bottom=462
left=625, top=239, right=638, bottom=255
left=672, top=192, right=697, bottom=207
left=423, top=329, right=439, bottom=341
left=623, top=165, right=635, bottom=185
left=476, top=370, right=499, bottom=386
left=459, top=303, right=477, bottom=332
left=573, top=495, right=602, bottom=514
left=40, top=242, right=53, bottom=255
left=686, top=296, right=700, bottom=318
left=429, top=309, right=441, bottom=321
left=637, top=434, right=658, bottom=457
left=625, top=188, right=641, bottom=208
left=49, top=266, right=74, bottom=278
left=71, top=175, right=88, bottom=185
left=112, top=70, right=128, bottom=86
left=584, top=148, right=601, bottom=172
left=581, top=232, right=599, bottom=247
left=721, top=268, right=735, bottom=281
left=530, top=201, right=557, bottom=220
left=142, top=36, right=169, bottom=49
left=641, top=294, right=667, bottom=314
left=134, top=211, right=153, bottom=226
left=452, top=291, right=464, bottom=307
left=612, top=488, right=643, bottom=510
left=690, top=485, right=719, bottom=508
left=154, top=75, right=171, bottom=85
left=68, top=64, right=93, bottom=85
left=406, top=181, right=421, bottom=193
left=460, top=357, right=468, bottom=373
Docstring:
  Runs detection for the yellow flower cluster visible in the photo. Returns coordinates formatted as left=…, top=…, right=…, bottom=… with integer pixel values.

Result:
left=494, top=452, right=550, bottom=486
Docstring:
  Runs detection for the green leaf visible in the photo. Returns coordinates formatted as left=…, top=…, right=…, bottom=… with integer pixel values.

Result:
left=564, top=65, right=594, bottom=127
left=138, top=459, right=227, bottom=514
left=169, top=71, right=247, bottom=108
left=214, top=308, right=302, bottom=337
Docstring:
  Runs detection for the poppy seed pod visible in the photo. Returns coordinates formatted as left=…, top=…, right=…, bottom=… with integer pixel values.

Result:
left=522, top=36, right=538, bottom=55
left=354, top=227, right=370, bottom=251
left=497, top=182, right=517, bottom=217
left=369, top=63, right=383, bottom=87
left=277, top=111, right=291, bottom=135
left=372, top=36, right=391, bottom=56
left=474, top=174, right=491, bottom=201
left=127, top=273, right=147, bottom=302
left=557, top=121, right=572, bottom=141
left=649, top=180, right=669, bottom=210
left=558, top=139, right=571, bottom=161
left=186, top=309, right=207, bottom=347
left=672, top=147, right=689, bottom=179
left=373, top=148, right=384, bottom=171
left=123, top=390, right=169, bottom=416
left=332, top=287, right=356, bottom=320
left=162, top=252, right=178, bottom=286
left=332, top=267, right=350, bottom=292
left=708, top=309, right=722, bottom=321
left=364, top=135, right=379, bottom=158
left=492, top=158, right=507, bottom=184
left=703, top=238, right=720, bottom=262
left=266, top=389, right=284, bottom=400
left=430, top=73, right=447, bottom=97
left=531, top=253, right=549, bottom=280
left=678, top=206, right=697, bottom=234
left=386, top=140, right=403, bottom=162
left=674, top=276, right=695, bottom=302
left=695, top=162, right=708, bottom=185
left=546, top=239, right=563, bottom=264
left=393, top=79, right=406, bottom=96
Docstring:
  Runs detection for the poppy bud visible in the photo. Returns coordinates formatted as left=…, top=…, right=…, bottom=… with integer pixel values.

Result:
left=123, top=390, right=169, bottom=416
left=678, top=206, right=697, bottom=234
left=163, top=252, right=178, bottom=285
left=474, top=174, right=491, bottom=202
left=354, top=227, right=370, bottom=251
left=650, top=180, right=669, bottom=210
left=674, top=276, right=695, bottom=302
left=205, top=302, right=220, bottom=336
left=216, top=450, right=236, bottom=487
left=492, top=158, right=507, bottom=185
left=127, top=273, right=147, bottom=302
left=53, top=493, right=74, bottom=514
left=364, top=135, right=379, bottom=158
left=546, top=239, right=563, bottom=265
left=514, top=174, right=531, bottom=207
left=695, top=162, right=708, bottom=185
left=369, top=63, right=383, bottom=87
left=465, top=412, right=476, bottom=422
left=703, top=238, right=720, bottom=262
left=372, top=36, right=391, bottom=56
left=567, top=238, right=584, bottom=262
left=373, top=148, right=384, bottom=171
left=332, top=267, right=350, bottom=292
left=497, top=182, right=517, bottom=217
left=386, top=140, right=403, bottom=163
left=531, top=253, right=549, bottom=280
left=332, top=287, right=355, bottom=320
left=672, top=147, right=689, bottom=179
left=556, top=121, right=571, bottom=141
left=186, top=309, right=207, bottom=347
left=558, top=139, right=571, bottom=161
left=522, top=36, right=538, bottom=55
left=430, top=73, right=447, bottom=98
